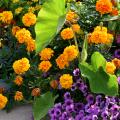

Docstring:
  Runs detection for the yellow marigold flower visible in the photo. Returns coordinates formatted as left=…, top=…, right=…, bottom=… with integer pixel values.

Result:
left=28, top=7, right=35, bottom=13
left=56, top=53, right=69, bottom=69
left=15, top=28, right=32, bottom=43
left=15, top=7, right=23, bottom=15
left=94, top=26, right=107, bottom=32
left=14, top=91, right=23, bottom=101
left=22, top=12, right=36, bottom=27
left=106, top=62, right=116, bottom=74
left=39, top=48, right=54, bottom=61
left=60, top=74, right=73, bottom=89
left=66, top=11, right=78, bottom=23
left=12, top=0, right=19, bottom=3
left=0, top=94, right=8, bottom=110
left=12, top=26, right=21, bottom=36
left=34, top=5, right=41, bottom=11
left=13, top=58, right=30, bottom=74
left=63, top=45, right=78, bottom=61
left=26, top=38, right=35, bottom=52
left=38, top=61, right=52, bottom=72
left=96, top=0, right=113, bottom=14
left=31, top=0, right=39, bottom=2
left=14, top=75, right=23, bottom=86
left=61, top=28, right=74, bottom=40
left=0, top=11, right=13, bottom=24
left=112, top=58, right=120, bottom=69
left=72, top=24, right=80, bottom=33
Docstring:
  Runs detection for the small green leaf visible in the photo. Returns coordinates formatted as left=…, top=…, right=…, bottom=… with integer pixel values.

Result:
left=33, top=92, right=55, bottom=120
left=91, top=52, right=106, bottom=71
left=35, top=0, right=67, bottom=54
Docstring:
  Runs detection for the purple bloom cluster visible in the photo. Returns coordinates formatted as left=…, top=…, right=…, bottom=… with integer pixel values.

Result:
left=48, top=68, right=120, bottom=120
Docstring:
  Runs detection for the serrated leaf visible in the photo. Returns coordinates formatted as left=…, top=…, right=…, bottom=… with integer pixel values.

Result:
left=35, top=0, right=67, bottom=54
left=33, top=92, right=55, bottom=120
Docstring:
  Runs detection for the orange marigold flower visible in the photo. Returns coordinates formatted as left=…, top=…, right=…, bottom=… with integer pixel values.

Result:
left=56, top=53, right=69, bottom=69
left=60, top=74, right=73, bottom=89
left=106, top=62, right=116, bottom=74
left=26, top=38, right=35, bottom=52
left=111, top=8, right=119, bottom=16
left=14, top=75, right=23, bottom=86
left=0, top=94, right=8, bottom=110
left=12, top=26, right=21, bottom=36
left=13, top=58, right=30, bottom=74
left=72, top=24, right=80, bottom=33
left=0, top=11, right=13, bottom=24
left=61, top=28, right=74, bottom=40
left=66, top=11, right=78, bottom=23
left=31, top=88, right=40, bottom=97
left=38, top=61, right=52, bottom=72
left=96, top=0, right=113, bottom=14
left=50, top=80, right=58, bottom=89
left=39, top=48, right=54, bottom=61
left=112, top=58, right=120, bottom=69
left=22, top=12, right=36, bottom=27
left=14, top=91, right=23, bottom=101
left=15, top=28, right=32, bottom=43
left=63, top=45, right=78, bottom=61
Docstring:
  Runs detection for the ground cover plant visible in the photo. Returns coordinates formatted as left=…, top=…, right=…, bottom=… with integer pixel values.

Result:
left=0, top=0, right=120, bottom=120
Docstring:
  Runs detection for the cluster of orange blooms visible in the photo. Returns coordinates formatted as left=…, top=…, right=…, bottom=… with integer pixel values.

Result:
left=106, top=58, right=120, bottom=74
left=96, top=0, right=119, bottom=16
left=56, top=45, right=78, bottom=69
left=0, top=94, right=8, bottom=110
left=88, top=26, right=113, bottom=44
left=12, top=26, right=36, bottom=52
left=38, top=48, right=54, bottom=72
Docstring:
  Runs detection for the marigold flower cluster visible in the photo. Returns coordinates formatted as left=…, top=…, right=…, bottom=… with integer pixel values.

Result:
left=0, top=94, right=8, bottom=110
left=96, top=0, right=113, bottom=14
left=0, top=11, right=13, bottom=24
left=22, top=12, right=36, bottom=27
left=14, top=91, right=23, bottom=101
left=13, top=58, right=30, bottom=74
left=56, top=45, right=78, bottom=69
left=39, top=48, right=54, bottom=61
left=59, top=74, right=73, bottom=89
left=88, top=26, right=113, bottom=44
left=14, top=75, right=23, bottom=86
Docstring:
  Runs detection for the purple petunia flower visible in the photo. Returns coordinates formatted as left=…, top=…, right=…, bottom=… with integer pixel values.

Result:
left=114, top=49, right=120, bottom=58
left=117, top=77, right=120, bottom=85
left=116, top=34, right=120, bottom=44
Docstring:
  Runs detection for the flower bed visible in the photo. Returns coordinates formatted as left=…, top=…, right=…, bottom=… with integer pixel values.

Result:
left=0, top=0, right=120, bottom=120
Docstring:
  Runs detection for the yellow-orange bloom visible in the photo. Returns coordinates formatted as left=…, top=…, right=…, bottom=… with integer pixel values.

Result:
left=0, top=94, right=8, bottom=110
left=12, top=26, right=21, bottom=36
left=112, top=58, right=120, bottom=69
left=106, top=62, right=116, bottom=74
left=14, top=76, right=23, bottom=86
left=31, top=88, right=40, bottom=97
left=26, top=38, right=35, bottom=52
left=13, top=58, right=30, bottom=74
left=15, top=7, right=23, bottom=15
left=60, top=74, right=73, bottom=89
left=72, top=24, right=80, bottom=33
left=22, top=12, right=36, bottom=27
left=96, top=0, right=113, bottom=14
left=111, top=8, right=119, bottom=16
left=0, top=11, right=13, bottom=24
left=39, top=48, right=54, bottom=61
left=14, top=91, right=23, bottom=101
left=61, top=28, right=74, bottom=40
left=66, top=11, right=78, bottom=23
left=28, top=7, right=35, bottom=13
left=15, top=28, right=32, bottom=43
left=94, top=26, right=107, bottom=32
left=63, top=45, right=78, bottom=61
left=38, top=61, right=52, bottom=72
left=56, top=53, right=69, bottom=69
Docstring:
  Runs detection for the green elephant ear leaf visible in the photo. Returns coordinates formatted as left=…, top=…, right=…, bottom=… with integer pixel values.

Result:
left=79, top=52, right=118, bottom=96
left=35, top=0, right=67, bottom=54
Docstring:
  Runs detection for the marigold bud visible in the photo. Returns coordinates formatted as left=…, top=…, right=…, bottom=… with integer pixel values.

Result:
left=31, top=88, right=40, bottom=97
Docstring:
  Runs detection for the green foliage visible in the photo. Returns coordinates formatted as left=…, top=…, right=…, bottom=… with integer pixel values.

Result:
left=33, top=92, right=55, bottom=120
left=35, top=0, right=67, bottom=54
left=79, top=52, right=118, bottom=96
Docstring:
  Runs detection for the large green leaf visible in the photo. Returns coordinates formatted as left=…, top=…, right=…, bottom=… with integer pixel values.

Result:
left=33, top=92, right=55, bottom=120
left=79, top=52, right=118, bottom=96
left=35, top=0, right=67, bottom=54
left=91, top=52, right=106, bottom=71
